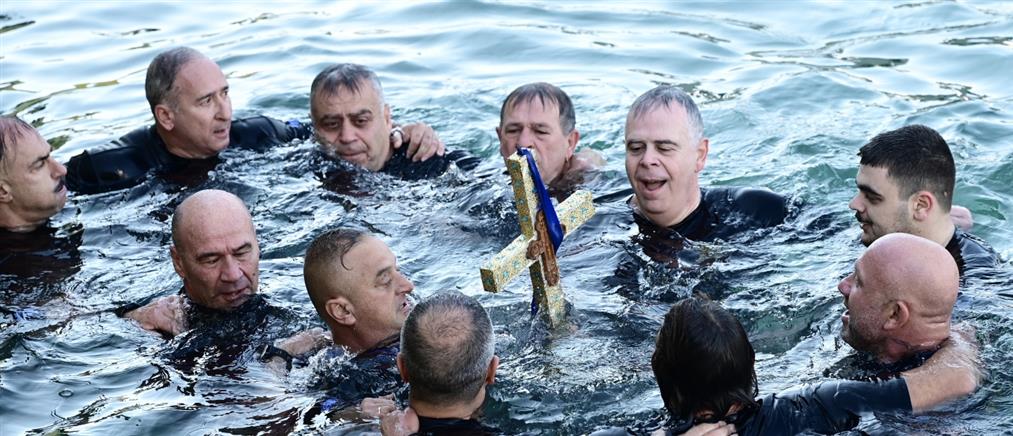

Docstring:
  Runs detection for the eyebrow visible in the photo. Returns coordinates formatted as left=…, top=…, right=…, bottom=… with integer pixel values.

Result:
left=32, top=152, right=51, bottom=167
left=195, top=242, right=251, bottom=261
left=856, top=182, right=882, bottom=198
left=194, top=85, right=228, bottom=104
left=375, top=264, right=394, bottom=282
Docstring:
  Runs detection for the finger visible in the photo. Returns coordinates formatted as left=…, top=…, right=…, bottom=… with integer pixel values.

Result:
left=415, top=130, right=435, bottom=161
left=390, top=127, right=405, bottom=149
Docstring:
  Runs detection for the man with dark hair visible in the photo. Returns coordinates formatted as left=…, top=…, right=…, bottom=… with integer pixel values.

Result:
left=496, top=82, right=603, bottom=190
left=64, top=48, right=441, bottom=194
left=849, top=124, right=996, bottom=276
left=310, top=63, right=479, bottom=180
left=624, top=85, right=786, bottom=242
left=0, top=116, right=68, bottom=232
left=381, top=291, right=500, bottom=435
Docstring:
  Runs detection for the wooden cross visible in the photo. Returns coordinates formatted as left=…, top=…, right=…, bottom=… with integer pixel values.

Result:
left=480, top=152, right=595, bottom=328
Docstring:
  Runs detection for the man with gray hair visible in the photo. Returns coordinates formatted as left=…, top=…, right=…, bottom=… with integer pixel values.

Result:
left=310, top=63, right=479, bottom=180
left=625, top=84, right=787, bottom=241
left=380, top=291, right=500, bottom=435
left=64, top=48, right=441, bottom=194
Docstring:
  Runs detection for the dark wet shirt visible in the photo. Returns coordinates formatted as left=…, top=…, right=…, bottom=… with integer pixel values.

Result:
left=413, top=416, right=500, bottom=435
left=316, top=335, right=404, bottom=413
left=945, top=227, right=998, bottom=279
left=64, top=116, right=312, bottom=194
left=634, top=187, right=788, bottom=243
left=0, top=223, right=83, bottom=307
left=665, top=378, right=911, bottom=436
left=379, top=143, right=481, bottom=180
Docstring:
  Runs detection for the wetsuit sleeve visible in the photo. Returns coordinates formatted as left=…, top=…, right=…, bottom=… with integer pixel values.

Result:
left=229, top=116, right=312, bottom=152
left=760, top=378, right=912, bottom=434
left=64, top=125, right=160, bottom=194
left=730, top=187, right=788, bottom=227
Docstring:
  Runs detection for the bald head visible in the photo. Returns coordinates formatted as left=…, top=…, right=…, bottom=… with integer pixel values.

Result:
left=170, top=189, right=259, bottom=310
left=839, top=233, right=958, bottom=362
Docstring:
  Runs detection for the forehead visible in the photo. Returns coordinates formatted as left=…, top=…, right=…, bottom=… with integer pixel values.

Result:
left=174, top=57, right=227, bottom=96
left=178, top=209, right=255, bottom=251
left=2, top=129, right=48, bottom=169
left=503, top=97, right=560, bottom=124
left=340, top=236, right=395, bottom=280
left=625, top=103, right=690, bottom=139
left=312, top=81, right=382, bottom=114
left=856, top=165, right=900, bottom=191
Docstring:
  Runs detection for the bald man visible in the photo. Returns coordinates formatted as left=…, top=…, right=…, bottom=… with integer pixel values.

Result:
left=838, top=233, right=959, bottom=364
left=123, top=189, right=260, bottom=335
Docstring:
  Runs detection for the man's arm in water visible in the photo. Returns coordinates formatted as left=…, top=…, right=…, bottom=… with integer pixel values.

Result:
left=950, top=205, right=973, bottom=231
left=122, top=295, right=188, bottom=337
left=391, top=122, right=445, bottom=162
left=901, top=323, right=982, bottom=413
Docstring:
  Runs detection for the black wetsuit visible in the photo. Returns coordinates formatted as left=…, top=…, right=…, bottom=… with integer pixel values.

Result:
left=634, top=187, right=788, bottom=243
left=664, top=378, right=911, bottom=436
left=379, top=142, right=481, bottom=180
left=64, top=116, right=312, bottom=194
left=316, top=335, right=404, bottom=413
left=0, top=223, right=83, bottom=309
left=945, top=227, right=999, bottom=278
left=413, top=416, right=500, bottom=435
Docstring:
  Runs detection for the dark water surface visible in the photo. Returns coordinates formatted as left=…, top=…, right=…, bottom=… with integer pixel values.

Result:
left=2, top=1, right=1012, bottom=434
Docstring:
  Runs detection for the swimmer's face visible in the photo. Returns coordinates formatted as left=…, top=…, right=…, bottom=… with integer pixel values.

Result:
left=496, top=97, right=577, bottom=186
left=311, top=80, right=393, bottom=171
left=332, top=236, right=414, bottom=340
left=158, top=57, right=232, bottom=158
left=625, top=104, right=708, bottom=227
left=171, top=202, right=259, bottom=311
left=0, top=128, right=68, bottom=229
left=849, top=165, right=915, bottom=246
left=837, top=255, right=889, bottom=356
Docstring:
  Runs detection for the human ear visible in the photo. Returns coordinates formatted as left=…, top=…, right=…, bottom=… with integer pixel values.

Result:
left=396, top=353, right=410, bottom=382
left=566, top=129, right=580, bottom=157
left=485, top=355, right=499, bottom=384
left=911, top=191, right=935, bottom=221
left=170, top=246, right=185, bottom=279
left=383, top=104, right=392, bottom=130
left=326, top=297, right=356, bottom=326
left=154, top=104, right=175, bottom=131
left=883, top=301, right=910, bottom=331
left=0, top=181, right=12, bottom=203
left=695, top=138, right=709, bottom=173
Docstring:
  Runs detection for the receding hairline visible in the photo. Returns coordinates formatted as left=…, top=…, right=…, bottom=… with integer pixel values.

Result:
left=170, top=190, right=252, bottom=249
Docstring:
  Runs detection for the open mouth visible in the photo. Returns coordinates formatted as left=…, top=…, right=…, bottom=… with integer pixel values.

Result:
left=401, top=299, right=412, bottom=316
left=639, top=178, right=667, bottom=194
left=54, top=178, right=66, bottom=194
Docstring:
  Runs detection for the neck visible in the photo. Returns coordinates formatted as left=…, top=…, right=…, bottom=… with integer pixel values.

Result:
left=634, top=187, right=702, bottom=228
left=330, top=327, right=398, bottom=355
left=921, top=216, right=956, bottom=247
left=156, top=125, right=216, bottom=160
left=411, top=386, right=485, bottom=421
left=878, top=336, right=944, bottom=364
left=0, top=210, right=44, bottom=233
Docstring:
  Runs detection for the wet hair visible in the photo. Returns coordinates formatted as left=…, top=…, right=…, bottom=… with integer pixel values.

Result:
left=629, top=85, right=705, bottom=143
left=0, top=115, right=35, bottom=167
left=652, top=298, right=758, bottom=421
left=145, top=46, right=203, bottom=114
left=858, top=124, right=955, bottom=211
left=401, top=291, right=495, bottom=406
left=309, top=63, right=385, bottom=110
left=303, top=228, right=368, bottom=313
left=500, top=82, right=576, bottom=134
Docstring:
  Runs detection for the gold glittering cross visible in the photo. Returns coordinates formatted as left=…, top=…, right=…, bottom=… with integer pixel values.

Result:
left=480, top=152, right=595, bottom=328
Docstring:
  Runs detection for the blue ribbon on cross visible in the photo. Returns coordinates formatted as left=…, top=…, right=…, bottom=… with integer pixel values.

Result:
left=517, top=148, right=565, bottom=315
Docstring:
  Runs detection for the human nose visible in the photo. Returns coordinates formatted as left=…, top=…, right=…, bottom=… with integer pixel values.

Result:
left=220, top=256, right=243, bottom=282
left=215, top=93, right=232, bottom=121
left=339, top=120, right=357, bottom=144
left=847, top=193, right=861, bottom=212
left=838, top=274, right=853, bottom=297
left=640, top=145, right=660, bottom=166
left=51, top=158, right=67, bottom=178
left=517, top=128, right=535, bottom=150
left=396, top=272, right=414, bottom=295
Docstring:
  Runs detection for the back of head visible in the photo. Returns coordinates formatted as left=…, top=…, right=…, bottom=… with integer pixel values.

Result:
left=145, top=46, right=205, bottom=115
left=628, top=85, right=705, bottom=143
left=309, top=63, right=384, bottom=108
left=500, top=82, right=576, bottom=134
left=858, top=124, right=955, bottom=211
left=0, top=115, right=36, bottom=168
left=303, top=228, right=368, bottom=319
left=652, top=298, right=757, bottom=420
left=401, top=291, right=495, bottom=407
